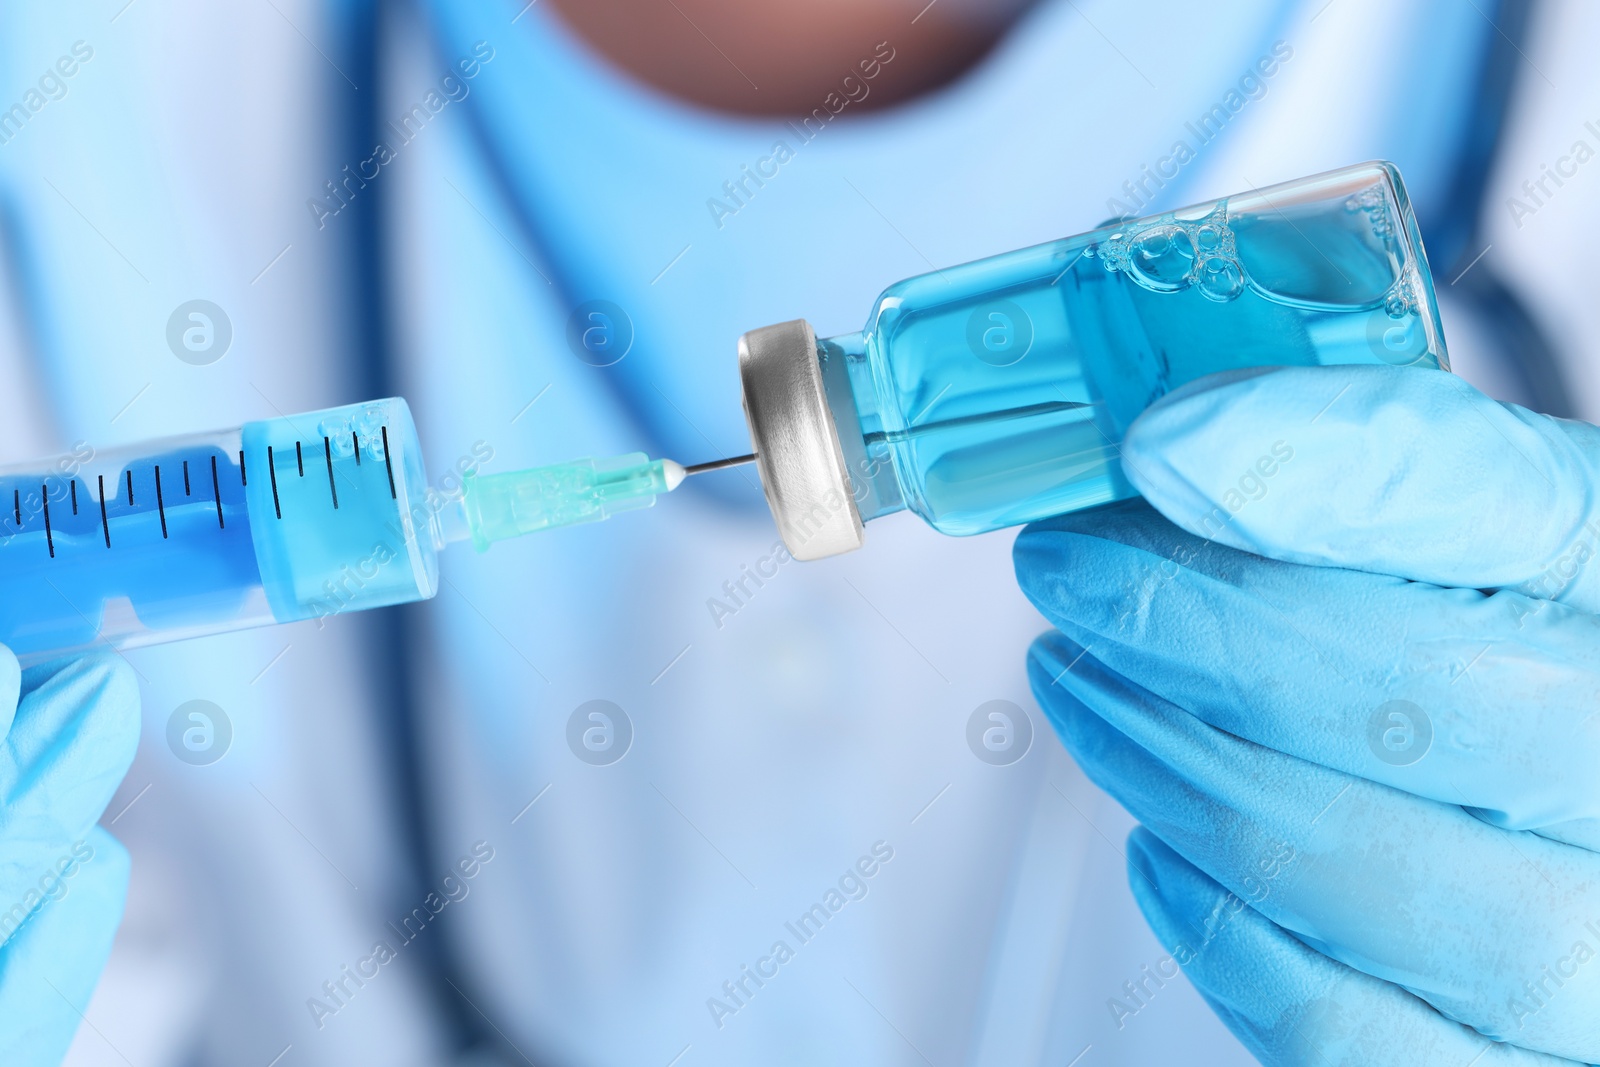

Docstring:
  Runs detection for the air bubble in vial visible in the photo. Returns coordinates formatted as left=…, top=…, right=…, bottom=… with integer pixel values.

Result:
left=1197, top=257, right=1244, bottom=302
left=1126, top=225, right=1196, bottom=292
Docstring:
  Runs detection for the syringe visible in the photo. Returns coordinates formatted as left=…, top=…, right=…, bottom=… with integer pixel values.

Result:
left=0, top=398, right=745, bottom=666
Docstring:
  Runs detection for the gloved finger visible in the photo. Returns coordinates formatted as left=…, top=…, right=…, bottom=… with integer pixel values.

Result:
left=0, top=826, right=129, bottom=1065
left=0, top=646, right=19, bottom=740
left=1014, top=501, right=1600, bottom=844
left=0, top=655, right=139, bottom=928
left=1027, top=634, right=1600, bottom=1063
left=1124, top=828, right=1582, bottom=1066
left=1119, top=364, right=1600, bottom=613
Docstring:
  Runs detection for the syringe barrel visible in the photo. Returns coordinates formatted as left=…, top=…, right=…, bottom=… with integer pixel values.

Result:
left=243, top=399, right=438, bottom=624
left=0, top=397, right=438, bottom=666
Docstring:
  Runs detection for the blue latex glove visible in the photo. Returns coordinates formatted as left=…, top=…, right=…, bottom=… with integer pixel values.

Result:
left=1016, top=365, right=1600, bottom=1065
left=0, top=653, right=138, bottom=1064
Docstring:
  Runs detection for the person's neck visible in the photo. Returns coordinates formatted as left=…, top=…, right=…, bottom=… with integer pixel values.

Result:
left=545, top=0, right=1032, bottom=116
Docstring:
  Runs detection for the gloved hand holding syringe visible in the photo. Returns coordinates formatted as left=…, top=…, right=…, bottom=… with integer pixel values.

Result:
left=0, top=161, right=1448, bottom=664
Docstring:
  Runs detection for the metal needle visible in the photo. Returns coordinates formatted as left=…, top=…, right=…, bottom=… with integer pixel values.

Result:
left=680, top=453, right=757, bottom=476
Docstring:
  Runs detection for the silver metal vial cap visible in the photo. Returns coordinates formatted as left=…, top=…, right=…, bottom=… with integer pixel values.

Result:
left=737, top=319, right=865, bottom=560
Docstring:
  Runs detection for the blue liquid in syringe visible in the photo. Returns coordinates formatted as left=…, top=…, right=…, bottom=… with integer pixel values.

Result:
left=0, top=450, right=259, bottom=657
left=0, top=401, right=435, bottom=663
left=242, top=424, right=432, bottom=623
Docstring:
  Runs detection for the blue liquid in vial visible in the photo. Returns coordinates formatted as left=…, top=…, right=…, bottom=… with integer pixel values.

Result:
left=829, top=162, right=1449, bottom=535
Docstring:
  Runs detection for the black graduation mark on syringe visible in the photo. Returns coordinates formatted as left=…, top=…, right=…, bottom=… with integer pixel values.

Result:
left=268, top=445, right=282, bottom=519
left=42, top=485, right=53, bottom=558
left=381, top=426, right=396, bottom=499
left=125, top=470, right=133, bottom=505
left=239, top=450, right=247, bottom=486
left=212, top=455, right=225, bottom=529
left=155, top=465, right=168, bottom=538
left=70, top=479, right=78, bottom=515
left=260, top=429, right=393, bottom=520
left=324, top=437, right=338, bottom=509
left=183, top=460, right=191, bottom=496
left=98, top=475, right=110, bottom=547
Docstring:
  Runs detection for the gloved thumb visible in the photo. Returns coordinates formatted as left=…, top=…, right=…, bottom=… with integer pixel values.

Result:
left=1120, top=365, right=1600, bottom=612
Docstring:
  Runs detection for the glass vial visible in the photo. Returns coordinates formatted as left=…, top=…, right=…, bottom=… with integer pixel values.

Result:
left=740, top=161, right=1448, bottom=559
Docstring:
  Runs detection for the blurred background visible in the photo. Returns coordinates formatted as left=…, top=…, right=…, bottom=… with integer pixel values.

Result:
left=1, top=0, right=1596, bottom=1063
